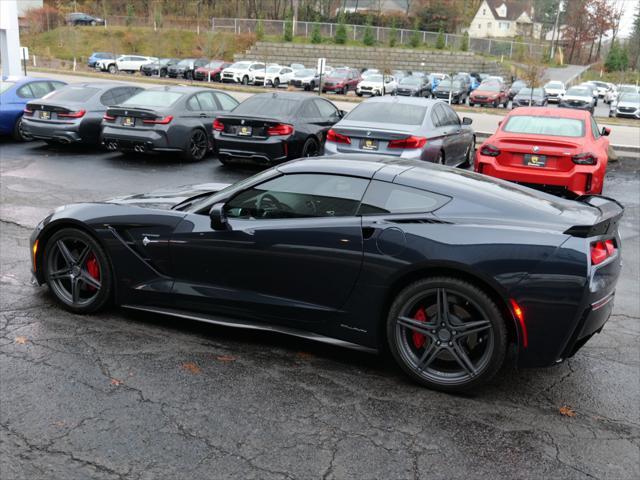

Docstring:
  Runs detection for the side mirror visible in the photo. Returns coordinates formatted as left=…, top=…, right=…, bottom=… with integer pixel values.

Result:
left=209, top=202, right=228, bottom=230
left=462, top=117, right=472, bottom=125
left=498, top=120, right=503, bottom=126
left=338, top=109, right=347, bottom=118
left=602, top=127, right=611, bottom=136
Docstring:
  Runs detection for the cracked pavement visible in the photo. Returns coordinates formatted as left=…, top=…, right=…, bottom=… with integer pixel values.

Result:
left=1, top=139, right=638, bottom=479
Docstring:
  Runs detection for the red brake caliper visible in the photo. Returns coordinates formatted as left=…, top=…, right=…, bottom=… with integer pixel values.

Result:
left=412, top=308, right=428, bottom=349
left=85, top=253, right=100, bottom=291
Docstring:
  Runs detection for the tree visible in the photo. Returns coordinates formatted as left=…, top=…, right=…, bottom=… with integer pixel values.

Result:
left=388, top=19, right=398, bottom=47
left=125, top=2, right=135, bottom=27
left=435, top=29, right=445, bottom=50
left=283, top=12, right=293, bottom=41
left=563, top=0, right=596, bottom=63
left=605, top=41, right=629, bottom=72
left=460, top=31, right=469, bottom=51
left=256, top=18, right=264, bottom=40
left=363, top=17, right=375, bottom=46
left=335, top=15, right=347, bottom=44
left=409, top=19, right=421, bottom=48
left=628, top=4, right=640, bottom=69
left=590, top=0, right=614, bottom=61
left=311, top=21, right=322, bottom=44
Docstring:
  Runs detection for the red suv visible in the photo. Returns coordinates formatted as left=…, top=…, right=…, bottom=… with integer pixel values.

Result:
left=194, top=60, right=231, bottom=82
left=469, top=80, right=509, bottom=107
left=322, top=68, right=360, bottom=94
left=475, top=107, right=611, bottom=196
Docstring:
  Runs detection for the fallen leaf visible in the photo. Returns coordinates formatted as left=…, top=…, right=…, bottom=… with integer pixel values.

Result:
left=215, top=355, right=236, bottom=362
left=52, top=421, right=65, bottom=428
left=14, top=336, right=28, bottom=345
left=181, top=362, right=202, bottom=374
left=296, top=351, right=314, bottom=360
left=110, top=378, right=123, bottom=386
left=559, top=405, right=576, bottom=417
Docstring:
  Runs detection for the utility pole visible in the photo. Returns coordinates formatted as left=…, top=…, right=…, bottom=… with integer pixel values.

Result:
left=549, top=0, right=563, bottom=62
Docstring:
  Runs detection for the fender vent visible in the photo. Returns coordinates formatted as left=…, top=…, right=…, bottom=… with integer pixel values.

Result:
left=389, top=218, right=453, bottom=225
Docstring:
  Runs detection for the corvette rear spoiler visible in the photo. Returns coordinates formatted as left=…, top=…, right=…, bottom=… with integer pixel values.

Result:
left=564, top=195, right=624, bottom=237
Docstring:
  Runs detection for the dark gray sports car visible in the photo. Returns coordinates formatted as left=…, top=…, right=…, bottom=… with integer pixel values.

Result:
left=101, top=85, right=239, bottom=161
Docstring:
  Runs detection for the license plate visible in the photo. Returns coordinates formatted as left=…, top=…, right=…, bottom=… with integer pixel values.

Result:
left=123, top=117, right=135, bottom=127
left=360, top=138, right=378, bottom=151
left=237, top=126, right=252, bottom=136
left=39, top=110, right=50, bottom=120
left=523, top=154, right=547, bottom=167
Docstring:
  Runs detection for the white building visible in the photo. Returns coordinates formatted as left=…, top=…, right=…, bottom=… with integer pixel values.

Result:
left=468, top=0, right=542, bottom=40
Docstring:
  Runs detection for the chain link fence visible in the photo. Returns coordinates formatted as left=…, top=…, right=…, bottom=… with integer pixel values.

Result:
left=104, top=16, right=545, bottom=60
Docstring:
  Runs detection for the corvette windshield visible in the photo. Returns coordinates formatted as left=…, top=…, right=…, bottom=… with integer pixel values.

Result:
left=503, top=116, right=584, bottom=137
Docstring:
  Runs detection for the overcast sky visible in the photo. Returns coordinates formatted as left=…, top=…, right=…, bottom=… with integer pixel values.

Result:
left=612, top=0, right=637, bottom=38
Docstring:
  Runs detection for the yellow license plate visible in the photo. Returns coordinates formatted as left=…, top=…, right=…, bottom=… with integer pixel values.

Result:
left=123, top=117, right=135, bottom=127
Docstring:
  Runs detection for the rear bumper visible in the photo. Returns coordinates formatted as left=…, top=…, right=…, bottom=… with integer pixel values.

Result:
left=214, top=133, right=289, bottom=164
left=475, top=153, right=605, bottom=196
left=101, top=125, right=178, bottom=152
left=22, top=118, right=83, bottom=143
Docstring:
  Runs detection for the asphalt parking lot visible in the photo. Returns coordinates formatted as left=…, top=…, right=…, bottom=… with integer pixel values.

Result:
left=1, top=140, right=639, bottom=479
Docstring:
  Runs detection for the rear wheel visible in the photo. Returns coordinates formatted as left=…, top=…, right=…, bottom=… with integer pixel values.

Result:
left=469, top=101, right=474, bottom=107
left=44, top=228, right=112, bottom=314
left=437, top=150, right=445, bottom=165
left=12, top=117, right=32, bottom=142
left=493, top=100, right=499, bottom=108
left=183, top=129, right=208, bottom=161
left=460, top=137, right=475, bottom=168
left=301, top=137, right=319, bottom=157
left=386, top=277, right=507, bottom=392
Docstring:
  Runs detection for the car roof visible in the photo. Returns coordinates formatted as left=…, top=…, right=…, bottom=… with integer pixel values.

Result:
left=507, top=106, right=589, bottom=119
left=69, top=81, right=133, bottom=89
left=251, top=91, right=314, bottom=101
left=360, top=96, right=440, bottom=107
left=145, top=85, right=219, bottom=93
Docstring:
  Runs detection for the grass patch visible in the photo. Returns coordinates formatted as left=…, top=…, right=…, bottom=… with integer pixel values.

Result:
left=23, top=26, right=256, bottom=62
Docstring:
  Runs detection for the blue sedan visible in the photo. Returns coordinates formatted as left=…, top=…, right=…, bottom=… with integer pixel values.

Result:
left=0, top=76, right=67, bottom=141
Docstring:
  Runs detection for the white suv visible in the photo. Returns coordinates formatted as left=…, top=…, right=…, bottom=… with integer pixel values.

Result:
left=221, top=61, right=266, bottom=85
left=253, top=65, right=295, bottom=87
left=96, top=55, right=157, bottom=74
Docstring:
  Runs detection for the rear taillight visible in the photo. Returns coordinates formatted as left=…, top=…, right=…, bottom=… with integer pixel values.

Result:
left=143, top=115, right=173, bottom=124
left=326, top=129, right=351, bottom=144
left=267, top=123, right=294, bottom=136
left=23, top=107, right=34, bottom=116
left=103, top=113, right=115, bottom=122
left=213, top=118, right=224, bottom=131
left=480, top=144, right=501, bottom=157
left=388, top=136, right=427, bottom=149
left=591, top=239, right=616, bottom=265
left=572, top=152, right=597, bottom=165
left=58, top=109, right=86, bottom=118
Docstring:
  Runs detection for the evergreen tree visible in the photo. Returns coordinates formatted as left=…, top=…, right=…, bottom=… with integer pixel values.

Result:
left=256, top=18, right=264, bottom=41
left=335, top=15, right=347, bottom=44
left=363, top=17, right=375, bottom=46
left=388, top=20, right=398, bottom=47
left=435, top=29, right=445, bottom=49
left=283, top=12, right=293, bottom=42
left=311, top=22, right=322, bottom=44
left=409, top=20, right=421, bottom=48
left=461, top=31, right=469, bottom=51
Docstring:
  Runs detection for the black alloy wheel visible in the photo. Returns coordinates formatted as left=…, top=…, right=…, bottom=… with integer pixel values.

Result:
left=13, top=117, right=32, bottom=142
left=183, top=129, right=208, bottom=161
left=387, top=277, right=507, bottom=391
left=44, top=228, right=112, bottom=313
left=301, top=137, right=319, bottom=157
left=460, top=137, right=475, bottom=168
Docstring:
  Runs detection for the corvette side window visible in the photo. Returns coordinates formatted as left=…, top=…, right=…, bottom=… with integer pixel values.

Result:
left=358, top=180, right=450, bottom=215
left=225, top=174, right=369, bottom=220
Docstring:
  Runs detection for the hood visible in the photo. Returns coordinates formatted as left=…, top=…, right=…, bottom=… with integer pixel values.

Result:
left=617, top=99, right=639, bottom=108
left=562, top=95, right=591, bottom=102
left=472, top=89, right=500, bottom=96
left=358, top=80, right=385, bottom=87
left=105, top=183, right=230, bottom=210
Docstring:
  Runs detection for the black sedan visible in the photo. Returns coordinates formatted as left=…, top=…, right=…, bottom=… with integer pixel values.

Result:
left=141, top=58, right=179, bottom=77
left=432, top=80, right=468, bottom=104
left=29, top=156, right=623, bottom=392
left=512, top=87, right=548, bottom=108
left=213, top=92, right=343, bottom=165
left=22, top=82, right=144, bottom=145
left=101, top=86, right=239, bottom=161
left=396, top=76, right=431, bottom=97
left=167, top=58, right=209, bottom=80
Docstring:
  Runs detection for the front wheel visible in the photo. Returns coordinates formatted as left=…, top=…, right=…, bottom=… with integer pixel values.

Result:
left=182, top=129, right=208, bottom=161
left=186, top=71, right=193, bottom=80
left=108, top=64, right=118, bottom=74
left=242, top=76, right=249, bottom=85
left=386, top=277, right=507, bottom=392
left=44, top=228, right=112, bottom=314
left=273, top=78, right=280, bottom=88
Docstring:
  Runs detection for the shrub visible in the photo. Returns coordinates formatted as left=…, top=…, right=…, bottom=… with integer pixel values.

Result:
left=409, top=20, right=421, bottom=48
left=311, top=22, right=322, bottom=44
left=461, top=31, right=469, bottom=51
left=23, top=6, right=63, bottom=33
left=126, top=3, right=135, bottom=27
left=283, top=13, right=293, bottom=42
left=363, top=17, right=375, bottom=46
left=256, top=18, right=264, bottom=40
left=388, top=20, right=398, bottom=47
left=435, top=29, right=445, bottom=49
left=335, top=16, right=347, bottom=44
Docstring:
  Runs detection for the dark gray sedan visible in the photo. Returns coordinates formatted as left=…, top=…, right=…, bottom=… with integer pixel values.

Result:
left=512, top=87, right=548, bottom=108
left=324, top=96, right=474, bottom=167
left=22, top=82, right=144, bottom=145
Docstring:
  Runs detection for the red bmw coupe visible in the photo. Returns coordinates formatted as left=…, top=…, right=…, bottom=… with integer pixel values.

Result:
left=475, top=107, right=611, bottom=196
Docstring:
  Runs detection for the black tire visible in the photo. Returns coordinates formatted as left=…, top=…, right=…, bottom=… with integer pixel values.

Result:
left=273, top=78, right=280, bottom=88
left=242, top=76, right=249, bottom=85
left=186, top=71, right=193, bottom=80
left=182, top=129, right=208, bottom=161
left=386, top=277, right=507, bottom=392
left=12, top=116, right=32, bottom=142
left=469, top=102, right=474, bottom=107
left=460, top=137, right=475, bottom=168
left=493, top=100, right=499, bottom=108
left=301, top=137, right=320, bottom=158
left=108, top=64, right=117, bottom=74
left=356, top=92, right=363, bottom=97
left=44, top=228, right=112, bottom=314
left=90, top=20, right=97, bottom=26
left=436, top=150, right=445, bottom=165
